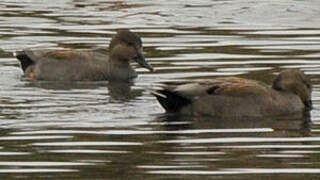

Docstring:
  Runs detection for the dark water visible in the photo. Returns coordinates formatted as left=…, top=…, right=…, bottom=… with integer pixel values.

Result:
left=1, top=0, right=320, bottom=179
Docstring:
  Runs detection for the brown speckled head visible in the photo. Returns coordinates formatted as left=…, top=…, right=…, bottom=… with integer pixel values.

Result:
left=109, top=29, right=142, bottom=50
left=272, top=69, right=312, bottom=110
left=109, top=29, right=153, bottom=71
left=110, top=44, right=137, bottom=62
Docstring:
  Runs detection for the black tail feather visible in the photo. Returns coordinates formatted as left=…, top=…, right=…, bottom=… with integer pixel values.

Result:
left=153, top=89, right=192, bottom=113
left=15, top=51, right=34, bottom=72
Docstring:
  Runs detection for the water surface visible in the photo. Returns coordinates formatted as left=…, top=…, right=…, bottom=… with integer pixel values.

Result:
left=1, top=0, right=320, bottom=179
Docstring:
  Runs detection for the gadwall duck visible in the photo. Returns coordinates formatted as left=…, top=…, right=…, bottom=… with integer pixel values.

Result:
left=15, top=30, right=153, bottom=81
left=153, top=69, right=312, bottom=117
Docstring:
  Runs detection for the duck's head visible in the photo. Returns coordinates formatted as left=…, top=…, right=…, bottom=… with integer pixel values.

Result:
left=109, top=29, right=153, bottom=72
left=272, top=69, right=312, bottom=110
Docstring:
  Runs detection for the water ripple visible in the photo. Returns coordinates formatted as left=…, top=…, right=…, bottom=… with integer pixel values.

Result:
left=11, top=128, right=273, bottom=135
left=32, top=141, right=142, bottom=146
left=147, top=168, right=320, bottom=175
left=159, top=137, right=320, bottom=144
left=0, top=169, right=77, bottom=173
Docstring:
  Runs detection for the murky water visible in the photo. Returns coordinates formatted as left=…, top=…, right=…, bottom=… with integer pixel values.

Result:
left=1, top=0, right=320, bottom=179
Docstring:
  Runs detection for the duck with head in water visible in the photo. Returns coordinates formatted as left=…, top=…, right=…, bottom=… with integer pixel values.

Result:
left=153, top=69, right=312, bottom=117
left=15, top=29, right=153, bottom=81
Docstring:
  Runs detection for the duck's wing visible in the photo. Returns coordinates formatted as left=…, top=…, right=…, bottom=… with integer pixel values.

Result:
left=16, top=49, right=107, bottom=72
left=173, top=77, right=269, bottom=98
left=92, top=47, right=109, bottom=54
left=152, top=77, right=269, bottom=113
left=30, top=49, right=96, bottom=61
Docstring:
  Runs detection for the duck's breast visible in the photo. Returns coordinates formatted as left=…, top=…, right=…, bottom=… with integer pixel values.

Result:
left=261, top=91, right=305, bottom=116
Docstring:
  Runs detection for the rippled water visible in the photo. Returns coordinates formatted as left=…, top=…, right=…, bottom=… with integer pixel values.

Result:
left=1, top=0, right=320, bottom=179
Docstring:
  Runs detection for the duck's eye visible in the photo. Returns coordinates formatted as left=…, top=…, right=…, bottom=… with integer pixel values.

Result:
left=132, top=56, right=138, bottom=61
left=306, top=83, right=311, bottom=89
left=127, top=42, right=134, bottom=46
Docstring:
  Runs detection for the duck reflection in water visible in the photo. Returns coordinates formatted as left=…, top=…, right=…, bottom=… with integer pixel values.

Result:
left=107, top=81, right=142, bottom=101
left=22, top=80, right=141, bottom=102
left=154, top=112, right=312, bottom=140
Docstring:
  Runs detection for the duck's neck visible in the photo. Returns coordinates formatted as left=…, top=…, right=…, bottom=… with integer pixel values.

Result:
left=270, top=88, right=305, bottom=114
left=107, top=58, right=137, bottom=81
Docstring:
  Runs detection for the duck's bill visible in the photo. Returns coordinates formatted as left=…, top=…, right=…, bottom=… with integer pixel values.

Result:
left=134, top=49, right=154, bottom=72
left=305, top=100, right=313, bottom=110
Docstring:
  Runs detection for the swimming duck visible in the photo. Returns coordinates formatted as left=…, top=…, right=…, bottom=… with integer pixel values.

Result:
left=15, top=29, right=153, bottom=81
left=153, top=69, right=312, bottom=117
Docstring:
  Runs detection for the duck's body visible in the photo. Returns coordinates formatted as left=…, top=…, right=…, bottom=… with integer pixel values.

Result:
left=153, top=69, right=312, bottom=117
left=15, top=30, right=153, bottom=81
left=16, top=49, right=137, bottom=81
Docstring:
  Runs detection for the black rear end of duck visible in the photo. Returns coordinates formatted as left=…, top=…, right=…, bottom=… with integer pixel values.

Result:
left=153, top=89, right=192, bottom=113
